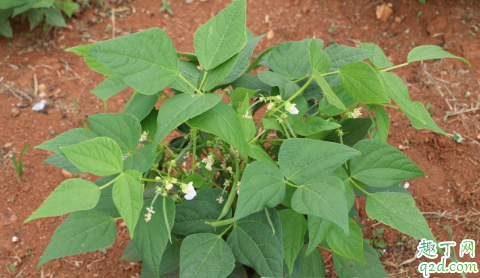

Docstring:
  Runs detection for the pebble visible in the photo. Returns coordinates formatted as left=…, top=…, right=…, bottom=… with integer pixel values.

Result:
left=376, top=4, right=393, bottom=22
left=11, top=236, right=18, bottom=243
left=49, top=130, right=56, bottom=135
left=11, top=108, right=20, bottom=117
left=267, top=29, right=275, bottom=39
left=9, top=214, right=18, bottom=223
left=62, top=169, right=74, bottom=178
left=38, top=84, right=47, bottom=95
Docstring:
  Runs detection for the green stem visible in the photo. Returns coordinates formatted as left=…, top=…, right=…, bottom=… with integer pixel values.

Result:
left=339, top=103, right=360, bottom=124
left=320, top=70, right=339, bottom=77
left=141, top=178, right=160, bottom=182
left=199, top=70, right=208, bottom=91
left=284, top=119, right=297, bottom=138
left=380, top=62, right=410, bottom=72
left=248, top=129, right=266, bottom=144
left=216, top=160, right=240, bottom=221
left=259, top=138, right=287, bottom=143
left=160, top=90, right=171, bottom=99
left=99, top=173, right=122, bottom=189
left=190, top=128, right=197, bottom=174
left=280, top=122, right=291, bottom=139
left=382, top=104, right=400, bottom=109
left=349, top=178, right=371, bottom=196
left=178, top=73, right=203, bottom=94
left=264, top=207, right=275, bottom=235
left=275, top=76, right=315, bottom=111
left=205, top=217, right=235, bottom=227
left=285, top=180, right=300, bottom=188
left=293, top=74, right=308, bottom=83
left=163, top=196, right=172, bottom=243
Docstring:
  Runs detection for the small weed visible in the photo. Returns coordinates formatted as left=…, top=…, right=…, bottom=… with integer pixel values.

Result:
left=12, top=145, right=28, bottom=184
left=26, top=33, right=31, bottom=39
left=158, top=0, right=174, bottom=15
left=366, top=228, right=388, bottom=255
left=328, top=38, right=336, bottom=44
left=105, top=24, right=112, bottom=33
left=7, top=264, right=15, bottom=276
left=425, top=102, right=434, bottom=115
left=26, top=246, right=32, bottom=256
left=396, top=44, right=401, bottom=49
left=453, top=133, right=463, bottom=143
left=328, top=24, right=337, bottom=34
left=416, top=11, right=422, bottom=22
left=411, top=41, right=416, bottom=47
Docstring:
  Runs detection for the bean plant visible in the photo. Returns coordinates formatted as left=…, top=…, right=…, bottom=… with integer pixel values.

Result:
left=26, top=0, right=469, bottom=277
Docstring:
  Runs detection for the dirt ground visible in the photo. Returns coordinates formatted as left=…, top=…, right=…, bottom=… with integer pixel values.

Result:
left=0, top=0, right=479, bottom=277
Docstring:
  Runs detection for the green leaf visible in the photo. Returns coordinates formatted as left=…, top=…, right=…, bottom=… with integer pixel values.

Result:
left=366, top=192, right=435, bottom=240
left=113, top=169, right=143, bottom=238
left=42, top=153, right=81, bottom=174
left=353, top=183, right=411, bottom=198
left=37, top=211, right=116, bottom=268
left=318, top=85, right=356, bottom=116
left=55, top=0, right=78, bottom=17
left=123, top=144, right=156, bottom=174
left=278, top=139, right=360, bottom=185
left=67, top=43, right=97, bottom=56
left=194, top=0, right=247, bottom=70
left=325, top=118, right=372, bottom=147
left=219, top=34, right=265, bottom=86
left=278, top=209, right=307, bottom=274
left=359, top=42, right=393, bottom=68
left=84, top=54, right=117, bottom=76
left=231, top=74, right=272, bottom=97
left=269, top=39, right=319, bottom=80
left=230, top=87, right=257, bottom=111
left=28, top=8, right=44, bottom=30
left=91, top=76, right=128, bottom=100
left=13, top=0, right=35, bottom=17
left=25, top=179, right=100, bottom=222
left=324, top=44, right=379, bottom=71
left=403, top=101, right=448, bottom=136
left=92, top=175, right=120, bottom=218
left=159, top=237, right=181, bottom=276
left=0, top=0, right=30, bottom=9
left=246, top=46, right=276, bottom=72
left=123, top=92, right=158, bottom=122
left=133, top=196, right=175, bottom=277
left=299, top=245, right=326, bottom=278
left=153, top=93, right=222, bottom=146
left=339, top=61, right=390, bottom=104
left=89, top=28, right=179, bottom=95
left=173, top=188, right=230, bottom=236
left=170, top=59, right=200, bottom=94
left=333, top=240, right=389, bottom=278
left=44, top=8, right=67, bottom=27
left=407, top=45, right=470, bottom=66
left=370, top=105, right=390, bottom=143
left=188, top=101, right=248, bottom=157
left=88, top=113, right=142, bottom=153
left=306, top=216, right=333, bottom=256
left=312, top=69, right=346, bottom=110
left=227, top=209, right=283, bottom=278
left=292, top=116, right=341, bottom=136
left=180, top=233, right=236, bottom=278
left=0, top=9, right=13, bottom=38
left=202, top=54, right=238, bottom=91
left=227, top=265, right=248, bottom=278
left=309, top=39, right=331, bottom=74
left=120, top=240, right=142, bottom=263
left=35, top=128, right=97, bottom=157
left=236, top=94, right=255, bottom=141
left=247, top=144, right=276, bottom=166
left=291, top=177, right=348, bottom=232
left=327, top=219, right=365, bottom=263
left=141, top=108, right=158, bottom=138
left=350, top=139, right=424, bottom=187
left=235, top=161, right=285, bottom=220
left=60, top=137, right=123, bottom=176
left=32, top=0, right=54, bottom=8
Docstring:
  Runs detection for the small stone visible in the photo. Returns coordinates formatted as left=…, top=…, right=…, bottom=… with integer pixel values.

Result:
left=49, top=130, right=56, bottom=135
left=267, top=29, right=275, bottom=39
left=185, top=0, right=194, bottom=3
left=5, top=142, right=12, bottom=148
left=12, top=236, right=18, bottom=243
left=11, top=108, right=20, bottom=117
left=376, top=4, right=393, bottom=22
left=38, top=84, right=47, bottom=95
left=62, top=169, right=74, bottom=178
left=9, top=214, right=18, bottom=223
left=394, top=16, right=402, bottom=24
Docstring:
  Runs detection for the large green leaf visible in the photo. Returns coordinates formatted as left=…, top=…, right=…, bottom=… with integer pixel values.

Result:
left=173, top=188, right=230, bottom=236
left=325, top=118, right=371, bottom=147
left=334, top=240, right=389, bottom=278
left=170, top=59, right=200, bottom=94
left=291, top=177, right=348, bottom=232
left=44, top=8, right=67, bottom=27
left=88, top=113, right=142, bottom=153
left=235, top=161, right=285, bottom=220
left=327, top=219, right=365, bottom=263
left=28, top=8, right=44, bottom=31
left=84, top=54, right=117, bottom=76
left=324, top=44, right=379, bottom=71
left=153, top=93, right=222, bottom=146
left=247, top=144, right=276, bottom=166
left=92, top=175, right=120, bottom=218
left=188, top=101, right=248, bottom=157
left=123, top=144, right=156, bottom=174
left=133, top=196, right=175, bottom=277
left=32, top=0, right=54, bottom=8
left=309, top=39, right=331, bottom=74
left=194, top=0, right=247, bottom=70
left=403, top=101, right=448, bottom=136
left=350, top=139, right=424, bottom=187
left=60, top=137, right=123, bottom=176
left=123, top=92, right=158, bottom=122
left=89, top=28, right=179, bottom=95
left=299, top=245, right=326, bottom=278
left=366, top=192, right=435, bottom=240
left=12, top=0, right=35, bottom=17
left=0, top=0, right=30, bottom=9
left=160, top=237, right=181, bottom=276
left=231, top=74, right=272, bottom=97
left=318, top=85, right=356, bottom=116
left=120, top=240, right=142, bottom=263
left=268, top=39, right=321, bottom=80
left=91, top=76, right=128, bottom=100
left=339, top=61, right=390, bottom=104
left=202, top=54, right=238, bottom=91
left=278, top=209, right=307, bottom=274
left=359, top=42, right=393, bottom=68
left=219, top=34, right=265, bottom=86
left=113, top=169, right=143, bottom=238
left=312, top=69, right=346, bottom=110
left=236, top=94, right=255, bottom=141
left=246, top=46, right=276, bottom=72
left=37, top=211, right=116, bottom=267
left=370, top=105, right=390, bottom=143
left=292, top=116, right=341, bottom=136
left=42, top=153, right=81, bottom=174
left=305, top=216, right=333, bottom=255
left=35, top=128, right=97, bottom=157
left=227, top=209, right=283, bottom=277
left=407, top=45, right=470, bottom=66
left=25, top=179, right=100, bottom=222
left=278, top=139, right=360, bottom=185
left=180, top=233, right=236, bottom=278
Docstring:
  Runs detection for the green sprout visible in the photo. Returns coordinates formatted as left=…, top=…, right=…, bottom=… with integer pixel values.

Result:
left=158, top=0, right=174, bottom=15
left=12, top=144, right=28, bottom=184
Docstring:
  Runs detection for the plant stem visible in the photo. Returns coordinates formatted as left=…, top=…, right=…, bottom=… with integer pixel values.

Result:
left=216, top=160, right=240, bottom=221
left=349, top=178, right=371, bottom=196
left=190, top=128, right=197, bottom=174
left=205, top=217, right=235, bottom=227
left=275, top=76, right=315, bottom=111
left=264, top=207, right=275, bottom=235
left=199, top=70, right=208, bottom=91
left=380, top=62, right=410, bottom=72
left=178, top=73, right=203, bottom=94
left=382, top=104, right=400, bottom=109
left=293, top=74, right=308, bottom=83
left=99, top=173, right=122, bottom=189
left=285, top=180, right=300, bottom=188
left=160, top=90, right=171, bottom=99
left=320, top=70, right=340, bottom=77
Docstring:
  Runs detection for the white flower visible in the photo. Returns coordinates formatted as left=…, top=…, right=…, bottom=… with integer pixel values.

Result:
left=267, top=102, right=275, bottom=111
left=242, top=110, right=252, bottom=119
left=32, top=99, right=46, bottom=111
left=403, top=182, right=410, bottom=189
left=216, top=196, right=224, bottom=204
left=122, top=156, right=128, bottom=161
left=202, top=154, right=214, bottom=171
left=165, top=183, right=173, bottom=190
left=145, top=206, right=155, bottom=222
left=226, top=166, right=233, bottom=174
left=139, top=131, right=148, bottom=142
left=182, top=182, right=197, bottom=200
left=285, top=102, right=299, bottom=115
left=230, top=146, right=240, bottom=158
left=348, top=108, right=362, bottom=119
left=236, top=181, right=241, bottom=195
